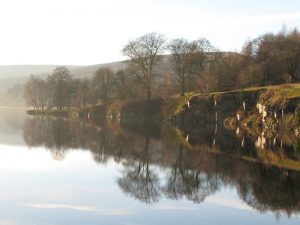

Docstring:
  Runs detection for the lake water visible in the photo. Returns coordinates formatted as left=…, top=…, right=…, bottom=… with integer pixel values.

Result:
left=0, top=109, right=300, bottom=225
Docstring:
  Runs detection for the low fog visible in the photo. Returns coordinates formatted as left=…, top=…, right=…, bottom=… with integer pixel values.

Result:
left=0, top=62, right=124, bottom=107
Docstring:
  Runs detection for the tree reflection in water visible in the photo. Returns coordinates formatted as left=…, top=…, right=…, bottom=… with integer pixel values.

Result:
left=22, top=115, right=300, bottom=217
left=118, top=138, right=160, bottom=204
left=162, top=144, right=220, bottom=203
left=23, top=116, right=72, bottom=160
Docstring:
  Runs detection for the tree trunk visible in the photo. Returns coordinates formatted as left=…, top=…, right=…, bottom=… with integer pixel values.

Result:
left=181, top=77, right=186, bottom=96
left=146, top=85, right=152, bottom=99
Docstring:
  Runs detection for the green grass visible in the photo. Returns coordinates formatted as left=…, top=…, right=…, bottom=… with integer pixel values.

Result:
left=258, top=84, right=300, bottom=108
left=163, top=91, right=199, bottom=118
left=208, top=83, right=300, bottom=100
left=27, top=109, right=75, bottom=117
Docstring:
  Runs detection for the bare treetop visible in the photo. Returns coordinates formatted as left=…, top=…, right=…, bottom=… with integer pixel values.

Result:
left=122, top=32, right=165, bottom=98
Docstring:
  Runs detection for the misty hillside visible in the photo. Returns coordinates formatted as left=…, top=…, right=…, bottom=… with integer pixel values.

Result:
left=0, top=61, right=128, bottom=106
left=68, top=61, right=127, bottom=79
left=0, top=65, right=81, bottom=78
left=0, top=65, right=79, bottom=93
left=0, top=62, right=127, bottom=88
left=0, top=54, right=218, bottom=107
left=0, top=61, right=126, bottom=85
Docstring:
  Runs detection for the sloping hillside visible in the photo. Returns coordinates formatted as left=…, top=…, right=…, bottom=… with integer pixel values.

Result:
left=70, top=61, right=127, bottom=79
left=0, top=61, right=127, bottom=106
left=0, top=65, right=80, bottom=79
left=0, top=61, right=127, bottom=90
left=0, top=65, right=79, bottom=93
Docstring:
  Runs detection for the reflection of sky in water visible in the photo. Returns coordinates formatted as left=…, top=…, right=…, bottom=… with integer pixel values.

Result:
left=0, top=145, right=299, bottom=225
left=0, top=110, right=25, bottom=146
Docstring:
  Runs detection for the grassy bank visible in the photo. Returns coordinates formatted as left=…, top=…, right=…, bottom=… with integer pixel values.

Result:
left=27, top=109, right=79, bottom=117
left=26, top=83, right=300, bottom=122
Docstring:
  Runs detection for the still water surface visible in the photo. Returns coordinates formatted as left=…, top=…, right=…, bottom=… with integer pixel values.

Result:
left=0, top=110, right=300, bottom=225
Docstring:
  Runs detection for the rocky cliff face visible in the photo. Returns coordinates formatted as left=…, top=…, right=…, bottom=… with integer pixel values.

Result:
left=173, top=86, right=299, bottom=128
left=170, top=88, right=262, bottom=134
left=87, top=98, right=164, bottom=127
left=86, top=84, right=300, bottom=145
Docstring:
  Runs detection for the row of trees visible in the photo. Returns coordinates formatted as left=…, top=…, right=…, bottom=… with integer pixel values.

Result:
left=24, top=27, right=300, bottom=108
left=24, top=67, right=73, bottom=110
left=23, top=66, right=137, bottom=109
left=122, top=33, right=216, bottom=97
left=122, top=27, right=300, bottom=97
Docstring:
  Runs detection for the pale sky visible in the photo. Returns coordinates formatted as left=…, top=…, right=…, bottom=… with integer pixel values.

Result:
left=0, top=0, right=299, bottom=65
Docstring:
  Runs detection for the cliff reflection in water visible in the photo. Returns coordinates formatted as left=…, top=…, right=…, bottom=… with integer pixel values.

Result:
left=23, top=115, right=300, bottom=217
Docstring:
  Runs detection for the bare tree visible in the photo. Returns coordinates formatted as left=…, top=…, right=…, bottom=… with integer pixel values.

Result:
left=23, top=75, right=48, bottom=110
left=168, top=38, right=215, bottom=95
left=72, top=79, right=96, bottom=107
left=122, top=32, right=165, bottom=98
left=196, top=69, right=217, bottom=94
left=187, top=38, right=215, bottom=75
left=23, top=75, right=39, bottom=109
left=114, top=69, right=135, bottom=100
left=47, top=67, right=73, bottom=110
left=168, top=38, right=190, bottom=95
left=36, top=78, right=48, bottom=110
left=93, top=67, right=115, bottom=102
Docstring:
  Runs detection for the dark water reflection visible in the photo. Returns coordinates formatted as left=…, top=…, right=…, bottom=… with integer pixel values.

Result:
left=21, top=115, right=300, bottom=220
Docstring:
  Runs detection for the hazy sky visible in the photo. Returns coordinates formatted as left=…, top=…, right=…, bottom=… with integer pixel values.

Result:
left=0, top=0, right=299, bottom=65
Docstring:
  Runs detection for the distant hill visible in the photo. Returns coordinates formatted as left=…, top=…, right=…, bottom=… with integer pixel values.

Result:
left=0, top=65, right=81, bottom=79
left=69, top=61, right=127, bottom=79
left=0, top=62, right=127, bottom=91
left=0, top=54, right=221, bottom=106
left=0, top=65, right=79, bottom=93
left=0, top=61, right=128, bottom=106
